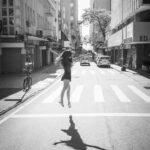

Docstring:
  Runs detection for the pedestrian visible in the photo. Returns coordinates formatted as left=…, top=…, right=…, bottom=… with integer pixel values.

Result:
left=55, top=47, right=73, bottom=108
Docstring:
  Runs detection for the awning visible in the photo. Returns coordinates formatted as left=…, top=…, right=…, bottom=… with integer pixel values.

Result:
left=0, top=43, right=24, bottom=48
left=28, top=36, right=48, bottom=41
left=135, top=5, right=150, bottom=14
left=126, top=41, right=150, bottom=44
left=49, top=48, right=59, bottom=55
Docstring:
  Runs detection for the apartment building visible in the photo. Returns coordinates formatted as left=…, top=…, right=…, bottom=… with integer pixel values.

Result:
left=0, top=0, right=57, bottom=74
left=60, top=0, right=79, bottom=49
left=90, top=0, right=111, bottom=42
left=90, top=0, right=111, bottom=54
left=108, top=0, right=150, bottom=69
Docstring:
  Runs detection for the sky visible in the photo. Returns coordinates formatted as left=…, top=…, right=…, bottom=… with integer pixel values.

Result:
left=78, top=0, right=90, bottom=36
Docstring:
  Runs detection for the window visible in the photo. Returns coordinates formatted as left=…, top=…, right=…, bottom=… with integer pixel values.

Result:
left=9, top=8, right=14, bottom=16
left=2, top=0, right=7, bottom=6
left=70, top=3, right=74, bottom=7
left=9, top=27, right=14, bottom=34
left=2, top=18, right=7, bottom=25
left=8, top=0, right=13, bottom=6
left=143, top=0, right=150, bottom=4
left=2, top=8, right=7, bottom=16
left=3, top=27, right=8, bottom=34
left=9, top=17, right=14, bottom=25
left=1, top=0, right=15, bottom=35
left=70, top=16, right=74, bottom=21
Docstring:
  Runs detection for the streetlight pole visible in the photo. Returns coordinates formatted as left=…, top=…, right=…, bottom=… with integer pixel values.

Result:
left=121, top=0, right=126, bottom=71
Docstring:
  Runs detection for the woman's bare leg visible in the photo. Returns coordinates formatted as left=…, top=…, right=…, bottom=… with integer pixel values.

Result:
left=66, top=80, right=71, bottom=108
left=60, top=80, right=67, bottom=106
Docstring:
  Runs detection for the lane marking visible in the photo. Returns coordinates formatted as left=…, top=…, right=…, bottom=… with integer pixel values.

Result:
left=72, top=70, right=77, bottom=76
left=128, top=85, right=150, bottom=103
left=81, top=70, right=86, bottom=76
left=90, top=70, right=95, bottom=75
left=94, top=85, right=104, bottom=102
left=0, top=78, right=61, bottom=125
left=43, top=78, right=55, bottom=82
left=42, top=86, right=62, bottom=103
left=107, top=70, right=115, bottom=75
left=11, top=113, right=150, bottom=118
left=111, top=85, right=131, bottom=103
left=71, top=85, right=84, bottom=102
left=98, top=70, right=105, bottom=75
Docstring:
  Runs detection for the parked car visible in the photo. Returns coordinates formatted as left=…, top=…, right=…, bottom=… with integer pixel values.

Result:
left=97, top=55, right=110, bottom=67
left=80, top=57, right=90, bottom=66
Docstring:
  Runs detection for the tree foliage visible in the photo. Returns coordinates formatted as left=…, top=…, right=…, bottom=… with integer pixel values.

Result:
left=82, top=8, right=111, bottom=40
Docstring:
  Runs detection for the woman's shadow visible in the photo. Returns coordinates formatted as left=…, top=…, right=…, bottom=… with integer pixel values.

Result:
left=53, top=115, right=107, bottom=150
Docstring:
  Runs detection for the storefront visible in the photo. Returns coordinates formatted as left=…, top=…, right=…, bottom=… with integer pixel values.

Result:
left=0, top=42, right=25, bottom=74
left=0, top=35, right=48, bottom=74
left=108, top=22, right=150, bottom=69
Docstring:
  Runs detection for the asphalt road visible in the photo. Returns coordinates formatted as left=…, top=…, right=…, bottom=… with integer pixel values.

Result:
left=0, top=62, right=150, bottom=150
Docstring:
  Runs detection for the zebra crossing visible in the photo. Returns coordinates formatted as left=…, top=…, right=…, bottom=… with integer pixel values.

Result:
left=42, top=84, right=150, bottom=104
left=72, top=68, right=117, bottom=76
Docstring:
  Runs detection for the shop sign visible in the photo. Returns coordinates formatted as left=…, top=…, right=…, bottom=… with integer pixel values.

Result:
left=124, top=37, right=133, bottom=43
left=139, top=35, right=148, bottom=41
left=124, top=44, right=131, bottom=49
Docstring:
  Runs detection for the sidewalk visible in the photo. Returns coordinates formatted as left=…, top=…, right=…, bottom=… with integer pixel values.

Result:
left=111, top=64, right=150, bottom=87
left=0, top=64, right=63, bottom=116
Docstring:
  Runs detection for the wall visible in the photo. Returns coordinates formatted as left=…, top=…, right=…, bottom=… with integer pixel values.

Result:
left=134, top=22, right=150, bottom=42
left=111, top=0, right=142, bottom=29
left=108, top=22, right=150, bottom=47
left=94, top=0, right=111, bottom=10
left=0, top=49, right=2, bottom=74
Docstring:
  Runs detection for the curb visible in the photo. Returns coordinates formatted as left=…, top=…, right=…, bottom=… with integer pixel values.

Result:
left=111, top=65, right=136, bottom=74
left=0, top=73, right=63, bottom=116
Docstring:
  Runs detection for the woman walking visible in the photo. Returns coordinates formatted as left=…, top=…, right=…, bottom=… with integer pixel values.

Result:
left=55, top=47, right=73, bottom=108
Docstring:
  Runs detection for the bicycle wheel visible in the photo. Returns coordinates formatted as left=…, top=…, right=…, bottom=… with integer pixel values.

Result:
left=23, top=78, right=27, bottom=91
left=27, top=77, right=32, bottom=90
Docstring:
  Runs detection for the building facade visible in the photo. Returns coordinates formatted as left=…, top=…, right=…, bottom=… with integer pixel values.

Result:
left=90, top=0, right=111, bottom=54
left=108, top=0, right=150, bottom=69
left=0, top=0, right=57, bottom=74
left=90, top=0, right=111, bottom=41
left=60, top=0, right=79, bottom=50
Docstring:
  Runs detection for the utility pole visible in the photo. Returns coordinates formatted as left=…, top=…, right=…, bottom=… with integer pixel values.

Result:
left=121, top=0, right=126, bottom=71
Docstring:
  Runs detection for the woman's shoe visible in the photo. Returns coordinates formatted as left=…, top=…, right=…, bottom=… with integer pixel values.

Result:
left=59, top=101, right=64, bottom=107
left=68, top=102, right=71, bottom=108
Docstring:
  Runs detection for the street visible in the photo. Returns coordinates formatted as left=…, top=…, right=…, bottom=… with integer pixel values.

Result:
left=0, top=62, right=150, bottom=150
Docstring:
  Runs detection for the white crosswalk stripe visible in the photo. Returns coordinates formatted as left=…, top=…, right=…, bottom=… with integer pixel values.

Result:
left=94, top=85, right=104, bottom=102
left=98, top=69, right=105, bottom=74
left=72, top=70, right=77, bottom=76
left=81, top=70, right=86, bottom=76
left=71, top=85, right=84, bottom=102
left=43, top=86, right=62, bottom=103
left=107, top=70, right=115, bottom=75
left=90, top=70, right=95, bottom=75
left=111, top=85, right=131, bottom=103
left=41, top=83, right=150, bottom=104
left=128, top=85, right=150, bottom=103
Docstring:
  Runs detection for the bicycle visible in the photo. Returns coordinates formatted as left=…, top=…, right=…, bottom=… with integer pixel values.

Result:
left=23, top=66, right=32, bottom=92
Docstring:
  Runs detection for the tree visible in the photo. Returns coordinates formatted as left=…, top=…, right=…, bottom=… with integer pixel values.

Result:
left=82, top=8, right=111, bottom=40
